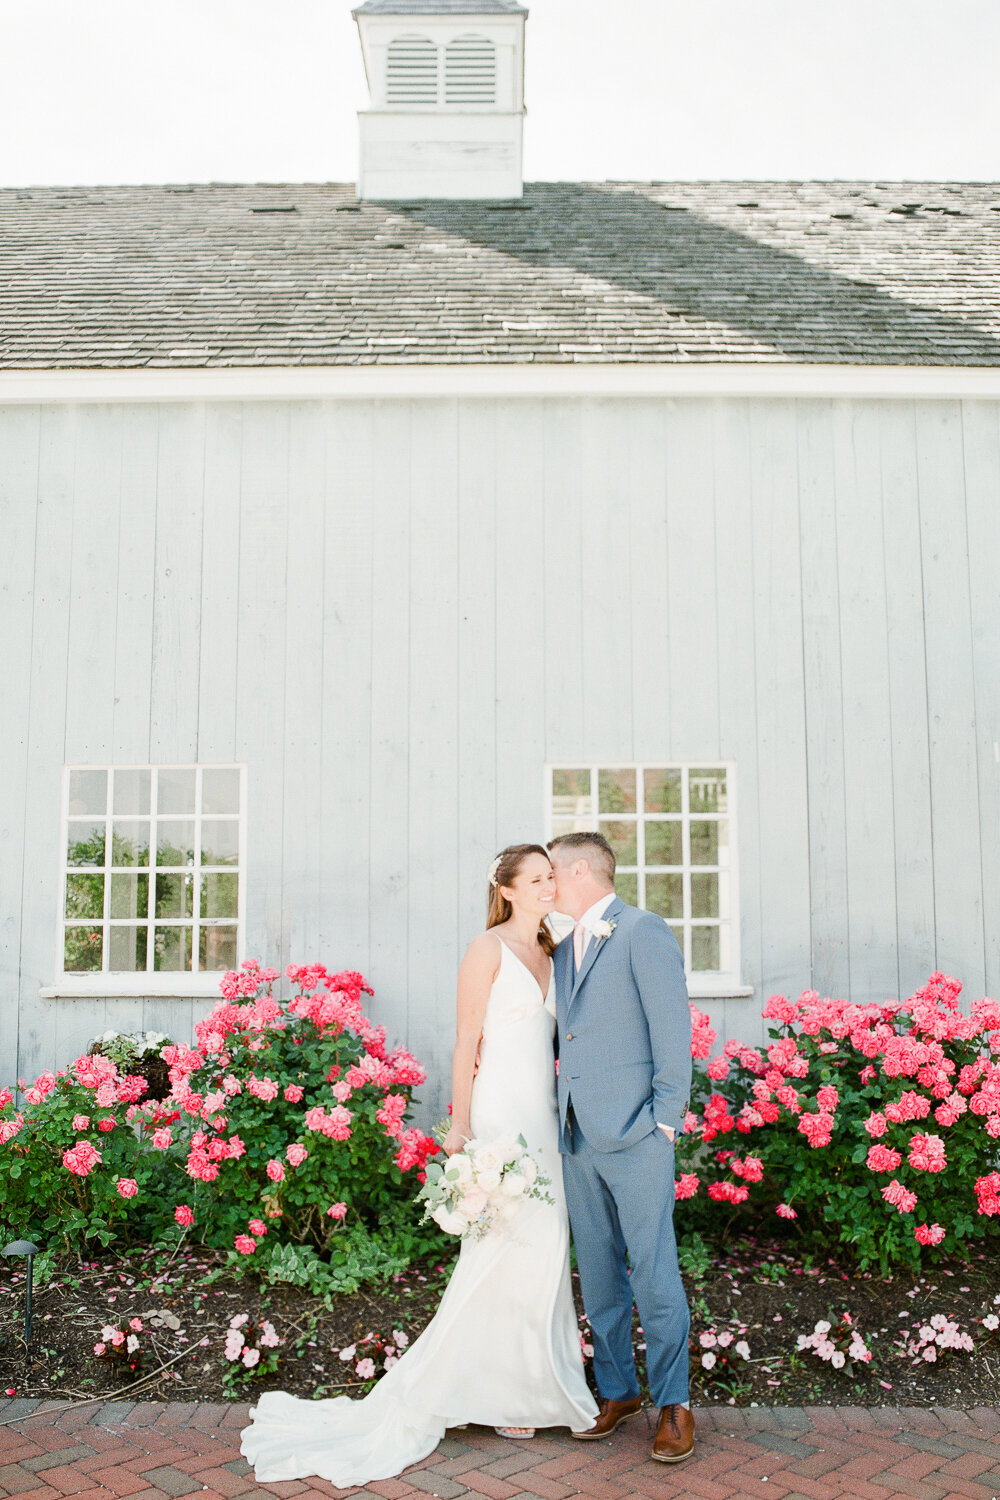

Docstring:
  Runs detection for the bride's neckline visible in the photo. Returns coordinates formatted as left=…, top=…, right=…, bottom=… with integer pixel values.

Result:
left=495, top=935, right=553, bottom=1005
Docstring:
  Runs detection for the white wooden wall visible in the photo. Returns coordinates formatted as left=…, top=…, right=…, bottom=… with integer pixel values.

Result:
left=2, top=397, right=998, bottom=1115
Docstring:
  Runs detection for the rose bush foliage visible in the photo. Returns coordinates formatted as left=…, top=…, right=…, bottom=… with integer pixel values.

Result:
left=3, top=962, right=998, bottom=1275
left=677, top=974, right=1000, bottom=1271
left=0, top=961, right=440, bottom=1266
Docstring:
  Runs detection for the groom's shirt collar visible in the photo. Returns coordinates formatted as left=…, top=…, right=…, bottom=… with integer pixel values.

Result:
left=579, top=891, right=616, bottom=933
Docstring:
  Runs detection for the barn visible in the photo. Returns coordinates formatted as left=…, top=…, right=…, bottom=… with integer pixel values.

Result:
left=1, top=0, right=999, bottom=1115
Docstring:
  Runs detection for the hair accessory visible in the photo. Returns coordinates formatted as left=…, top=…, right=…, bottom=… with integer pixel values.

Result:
left=488, top=854, right=503, bottom=889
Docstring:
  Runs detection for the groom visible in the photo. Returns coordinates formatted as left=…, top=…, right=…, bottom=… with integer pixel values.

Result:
left=547, top=832, right=694, bottom=1464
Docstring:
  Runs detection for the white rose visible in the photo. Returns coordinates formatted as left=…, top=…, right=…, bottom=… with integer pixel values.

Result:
left=593, top=919, right=616, bottom=939
left=521, top=1157, right=538, bottom=1185
left=501, top=1172, right=526, bottom=1197
left=476, top=1168, right=502, bottom=1193
left=450, top=1153, right=473, bottom=1185
left=432, top=1206, right=468, bottom=1236
left=473, top=1146, right=501, bottom=1178
left=495, top=1137, right=522, bottom=1164
left=457, top=1187, right=489, bottom=1219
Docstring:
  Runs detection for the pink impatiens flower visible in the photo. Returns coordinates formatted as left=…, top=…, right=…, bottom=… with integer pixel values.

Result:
left=355, top=1357, right=376, bottom=1379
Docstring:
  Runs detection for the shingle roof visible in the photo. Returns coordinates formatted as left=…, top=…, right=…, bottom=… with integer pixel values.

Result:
left=354, top=1, right=526, bottom=12
left=2, top=180, right=999, bottom=368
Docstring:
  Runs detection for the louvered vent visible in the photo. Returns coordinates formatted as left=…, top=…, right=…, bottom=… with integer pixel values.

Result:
left=444, top=35, right=496, bottom=105
left=386, top=36, right=439, bottom=105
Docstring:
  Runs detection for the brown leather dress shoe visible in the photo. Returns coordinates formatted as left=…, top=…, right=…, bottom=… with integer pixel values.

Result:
left=571, top=1396, right=643, bottom=1440
left=651, top=1403, right=695, bottom=1463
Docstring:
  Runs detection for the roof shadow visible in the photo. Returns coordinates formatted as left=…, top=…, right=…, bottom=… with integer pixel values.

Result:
left=387, top=182, right=1000, bottom=364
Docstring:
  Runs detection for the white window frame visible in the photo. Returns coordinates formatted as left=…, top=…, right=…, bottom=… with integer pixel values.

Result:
left=544, top=761, right=752, bottom=999
left=43, top=763, right=248, bottom=999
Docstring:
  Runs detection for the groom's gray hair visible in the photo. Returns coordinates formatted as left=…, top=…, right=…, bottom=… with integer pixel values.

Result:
left=547, top=832, right=616, bottom=887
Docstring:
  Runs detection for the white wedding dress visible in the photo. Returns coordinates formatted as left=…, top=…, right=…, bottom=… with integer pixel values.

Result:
left=239, top=938, right=598, bottom=1485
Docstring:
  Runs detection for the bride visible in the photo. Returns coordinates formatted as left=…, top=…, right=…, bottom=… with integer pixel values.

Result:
left=239, top=843, right=599, bottom=1485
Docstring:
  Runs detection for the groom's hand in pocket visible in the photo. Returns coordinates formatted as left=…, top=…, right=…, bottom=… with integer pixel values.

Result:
left=657, top=1123, right=675, bottom=1141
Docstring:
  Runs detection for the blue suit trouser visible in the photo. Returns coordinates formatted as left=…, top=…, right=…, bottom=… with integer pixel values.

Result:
left=562, top=1113, right=690, bottom=1407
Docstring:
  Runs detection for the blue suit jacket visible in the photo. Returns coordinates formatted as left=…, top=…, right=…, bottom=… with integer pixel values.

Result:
left=554, top=897, right=692, bottom=1155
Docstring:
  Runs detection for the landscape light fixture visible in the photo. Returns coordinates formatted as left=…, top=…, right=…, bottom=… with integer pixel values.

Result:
left=2, top=1239, right=40, bottom=1342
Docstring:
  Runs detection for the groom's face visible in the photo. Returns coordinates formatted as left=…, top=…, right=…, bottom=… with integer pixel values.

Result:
left=549, top=851, right=585, bottom=919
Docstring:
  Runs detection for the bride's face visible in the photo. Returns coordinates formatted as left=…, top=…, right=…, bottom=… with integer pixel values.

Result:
left=501, top=853, right=556, bottom=918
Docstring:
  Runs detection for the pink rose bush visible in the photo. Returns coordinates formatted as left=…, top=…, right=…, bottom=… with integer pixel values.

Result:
left=674, top=974, right=1000, bottom=1270
left=0, top=960, right=440, bottom=1267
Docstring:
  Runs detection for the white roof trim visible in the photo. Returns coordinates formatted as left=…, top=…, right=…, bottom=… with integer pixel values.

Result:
left=2, top=364, right=1000, bottom=403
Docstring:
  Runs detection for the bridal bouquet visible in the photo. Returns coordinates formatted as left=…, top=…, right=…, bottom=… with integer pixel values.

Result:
left=417, top=1133, right=551, bottom=1241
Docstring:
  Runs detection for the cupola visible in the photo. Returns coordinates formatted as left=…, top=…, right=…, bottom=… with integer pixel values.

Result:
left=353, top=0, right=528, bottom=200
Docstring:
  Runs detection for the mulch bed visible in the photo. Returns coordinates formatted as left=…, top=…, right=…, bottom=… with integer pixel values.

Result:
left=1, top=1235, right=997, bottom=1410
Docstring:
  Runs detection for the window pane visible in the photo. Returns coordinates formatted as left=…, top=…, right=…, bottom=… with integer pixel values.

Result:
left=202, top=768, right=241, bottom=814
left=550, top=817, right=583, bottom=840
left=113, top=769, right=150, bottom=816
left=110, top=873, right=148, bottom=919
left=690, top=820, right=724, bottom=867
left=691, top=872, right=719, bottom=919
left=200, top=820, right=239, bottom=866
left=65, top=925, right=103, bottom=971
left=551, top=768, right=592, bottom=818
left=154, top=925, right=192, bottom=972
left=645, top=820, right=682, bottom=866
left=109, top=925, right=148, bottom=972
left=68, top=769, right=107, bottom=817
left=157, top=768, right=196, bottom=815
left=599, top=819, right=637, bottom=866
left=67, top=822, right=106, bottom=867
left=644, top=769, right=682, bottom=814
left=199, top=925, right=238, bottom=972
left=691, top=926, right=720, bottom=971
left=690, top=767, right=727, bottom=815
left=155, top=872, right=194, bottom=918
left=615, top=871, right=637, bottom=905
left=598, top=768, right=636, bottom=814
left=111, top=821, right=150, bottom=867
left=645, top=872, right=683, bottom=920
left=65, top=873, right=104, bottom=920
left=201, top=872, right=238, bottom=920
left=156, top=820, right=196, bottom=866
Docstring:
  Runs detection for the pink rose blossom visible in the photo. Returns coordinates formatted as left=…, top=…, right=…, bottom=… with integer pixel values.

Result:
left=116, top=1178, right=138, bottom=1198
left=175, top=1204, right=194, bottom=1226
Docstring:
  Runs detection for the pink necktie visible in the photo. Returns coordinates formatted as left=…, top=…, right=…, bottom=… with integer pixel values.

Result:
left=573, top=921, right=588, bottom=971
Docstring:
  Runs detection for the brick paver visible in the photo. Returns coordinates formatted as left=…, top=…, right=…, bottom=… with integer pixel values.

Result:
left=0, top=1404, right=999, bottom=1500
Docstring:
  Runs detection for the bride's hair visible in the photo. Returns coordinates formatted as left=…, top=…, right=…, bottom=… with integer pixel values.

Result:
left=487, top=844, right=557, bottom=957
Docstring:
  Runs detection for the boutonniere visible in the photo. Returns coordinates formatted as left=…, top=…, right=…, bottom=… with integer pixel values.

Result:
left=593, top=918, right=617, bottom=941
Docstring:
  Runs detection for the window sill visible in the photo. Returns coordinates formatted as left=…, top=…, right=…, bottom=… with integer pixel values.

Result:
left=40, top=976, right=227, bottom=1000
left=687, top=979, right=755, bottom=1000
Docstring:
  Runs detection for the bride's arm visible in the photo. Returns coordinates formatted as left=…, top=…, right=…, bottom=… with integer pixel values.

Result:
left=442, top=933, right=499, bottom=1156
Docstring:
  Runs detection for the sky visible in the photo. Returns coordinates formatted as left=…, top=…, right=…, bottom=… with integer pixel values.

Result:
left=2, top=0, right=998, bottom=188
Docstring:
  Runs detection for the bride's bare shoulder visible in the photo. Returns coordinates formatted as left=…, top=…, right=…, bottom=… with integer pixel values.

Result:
left=461, top=929, right=504, bottom=971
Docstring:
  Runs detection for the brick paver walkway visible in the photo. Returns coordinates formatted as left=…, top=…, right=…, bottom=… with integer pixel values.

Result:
left=0, top=1401, right=998, bottom=1500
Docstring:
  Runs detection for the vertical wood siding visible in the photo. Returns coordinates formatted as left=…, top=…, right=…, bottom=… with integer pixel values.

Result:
left=3, top=396, right=998, bottom=1107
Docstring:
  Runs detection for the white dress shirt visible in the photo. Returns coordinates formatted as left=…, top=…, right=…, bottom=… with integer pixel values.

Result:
left=573, top=891, right=617, bottom=964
